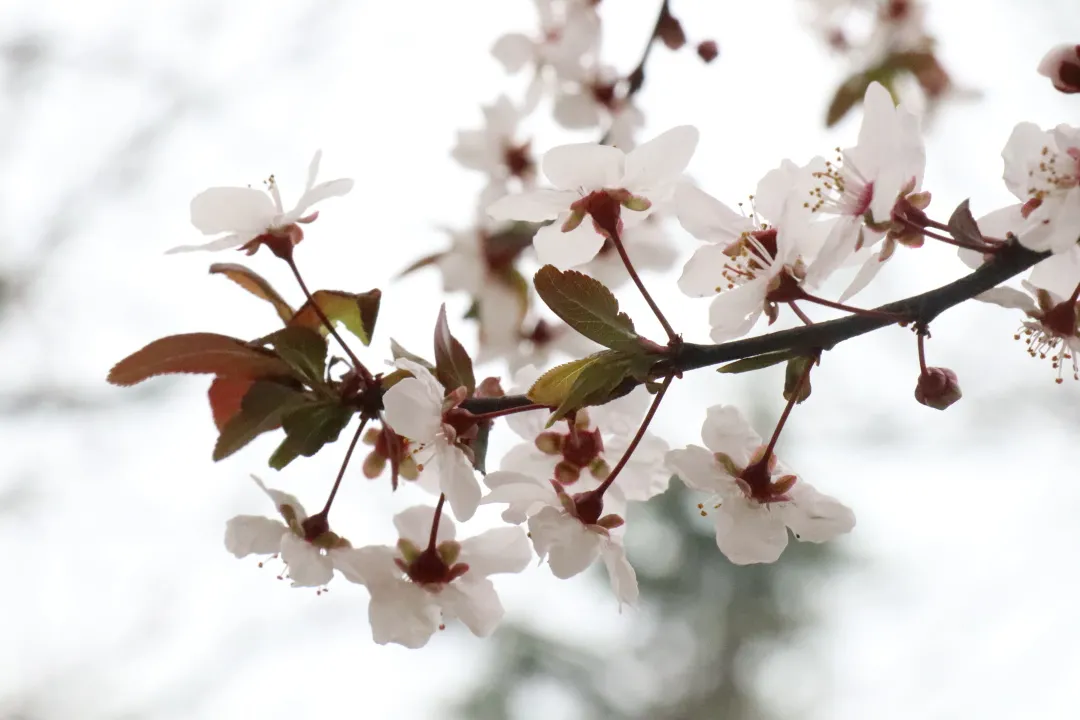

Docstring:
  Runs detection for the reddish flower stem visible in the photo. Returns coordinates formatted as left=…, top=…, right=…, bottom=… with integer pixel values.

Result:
left=898, top=216, right=1001, bottom=253
left=788, top=301, right=815, bottom=326
left=917, top=328, right=930, bottom=375
left=428, top=493, right=447, bottom=550
left=468, top=403, right=547, bottom=423
left=592, top=373, right=675, bottom=498
left=286, top=256, right=374, bottom=386
left=609, top=226, right=680, bottom=344
left=761, top=359, right=813, bottom=463
left=321, top=416, right=369, bottom=517
left=797, top=289, right=902, bottom=321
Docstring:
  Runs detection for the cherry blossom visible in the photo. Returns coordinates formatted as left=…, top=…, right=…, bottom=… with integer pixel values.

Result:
left=491, top=0, right=600, bottom=83
left=552, top=63, right=645, bottom=148
left=486, top=126, right=699, bottom=270
left=382, top=359, right=482, bottom=521
left=666, top=406, right=854, bottom=565
left=1037, top=44, right=1080, bottom=94
left=803, top=82, right=925, bottom=287
left=1000, top=122, right=1080, bottom=254
left=169, top=150, right=353, bottom=254
left=482, top=470, right=638, bottom=607
left=451, top=95, right=536, bottom=208
left=224, top=475, right=353, bottom=588
left=341, top=505, right=531, bottom=648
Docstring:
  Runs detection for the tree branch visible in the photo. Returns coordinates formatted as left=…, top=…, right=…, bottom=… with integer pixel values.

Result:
left=461, top=241, right=1049, bottom=414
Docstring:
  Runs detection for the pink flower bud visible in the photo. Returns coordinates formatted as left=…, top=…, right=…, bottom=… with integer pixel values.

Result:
left=915, top=367, right=962, bottom=410
left=697, top=40, right=719, bottom=63
left=1037, top=44, right=1080, bottom=94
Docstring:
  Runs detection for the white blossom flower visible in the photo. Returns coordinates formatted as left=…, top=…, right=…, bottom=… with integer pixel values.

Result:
left=487, top=126, right=699, bottom=270
left=1037, top=44, right=1080, bottom=94
left=978, top=276, right=1080, bottom=383
left=804, top=82, right=925, bottom=286
left=224, top=475, right=353, bottom=588
left=491, top=0, right=600, bottom=82
left=169, top=150, right=353, bottom=254
left=482, top=470, right=638, bottom=607
left=452, top=96, right=536, bottom=207
left=552, top=63, right=645, bottom=147
left=666, top=405, right=855, bottom=565
left=1000, top=121, right=1080, bottom=254
left=341, top=505, right=531, bottom=648
left=382, top=359, right=482, bottom=521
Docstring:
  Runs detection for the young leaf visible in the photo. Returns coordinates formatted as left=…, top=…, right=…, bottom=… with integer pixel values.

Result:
left=261, top=326, right=329, bottom=386
left=947, top=199, right=983, bottom=245
left=470, top=421, right=492, bottom=475
left=390, top=338, right=434, bottom=370
left=268, top=401, right=354, bottom=470
left=291, top=289, right=382, bottom=346
left=209, top=263, right=294, bottom=323
left=533, top=266, right=639, bottom=349
left=528, top=350, right=640, bottom=424
left=783, top=356, right=815, bottom=404
left=434, top=304, right=476, bottom=394
left=213, top=381, right=309, bottom=461
left=108, top=333, right=292, bottom=387
left=717, top=349, right=799, bottom=375
left=208, top=376, right=255, bottom=431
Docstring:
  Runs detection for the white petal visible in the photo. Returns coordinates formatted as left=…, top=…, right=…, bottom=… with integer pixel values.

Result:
left=542, top=142, right=625, bottom=190
left=784, top=483, right=856, bottom=543
left=190, top=187, right=276, bottom=235
left=499, top=442, right=557, bottom=481
left=678, top=244, right=732, bottom=298
left=487, top=188, right=576, bottom=222
left=279, top=533, right=334, bottom=587
left=804, top=216, right=860, bottom=287
left=1046, top=187, right=1080, bottom=254
left=591, top=386, right=648, bottom=435
left=553, top=91, right=601, bottom=129
left=491, top=33, right=535, bottom=73
left=674, top=183, right=753, bottom=243
left=481, top=470, right=558, bottom=523
left=459, top=526, right=533, bottom=576
left=368, top=580, right=441, bottom=648
left=395, top=504, right=456, bottom=547
left=437, top=441, right=482, bottom=522
left=251, top=475, right=307, bottom=520
left=975, top=286, right=1038, bottom=313
left=601, top=542, right=639, bottom=607
left=333, top=545, right=399, bottom=587
left=702, top=404, right=760, bottom=463
left=291, top=178, right=354, bottom=219
left=529, top=508, right=602, bottom=578
left=707, top=280, right=767, bottom=342
left=305, top=150, right=322, bottom=191
left=533, top=219, right=606, bottom=270
left=438, top=577, right=504, bottom=637
left=838, top=250, right=888, bottom=302
left=1002, top=122, right=1048, bottom=199
left=165, top=233, right=249, bottom=254
left=382, top=377, right=442, bottom=442
left=224, top=515, right=286, bottom=558
left=1029, top=247, right=1080, bottom=298
left=603, top=433, right=670, bottom=502
left=622, top=126, right=699, bottom=191
left=666, top=445, right=726, bottom=493
left=713, top=498, right=789, bottom=565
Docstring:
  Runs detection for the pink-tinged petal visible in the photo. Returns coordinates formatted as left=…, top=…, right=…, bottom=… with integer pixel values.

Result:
left=838, top=250, right=888, bottom=302
left=622, top=125, right=699, bottom=191
left=395, top=504, right=456, bottom=547
left=333, top=545, right=399, bottom=587
left=368, top=580, right=441, bottom=648
left=224, top=515, right=286, bottom=558
left=542, top=142, right=625, bottom=190
left=533, top=219, right=606, bottom=270
left=487, top=188, right=576, bottom=222
left=491, top=33, right=535, bottom=73
left=707, top=280, right=767, bottom=342
left=1029, top=247, right=1080, bottom=298
left=529, top=507, right=602, bottom=578
left=459, top=526, right=533, bottom=576
left=701, top=405, right=760, bottom=463
left=382, top=377, right=441, bottom=442
left=553, top=91, right=601, bottom=129
left=279, top=533, right=334, bottom=587
left=600, top=542, right=639, bottom=608
left=713, top=498, right=789, bottom=565
left=784, top=483, right=856, bottom=543
left=674, top=183, right=754, bottom=243
left=438, top=576, right=504, bottom=637
left=678, top=243, right=732, bottom=298
left=975, top=286, right=1038, bottom=313
left=666, top=445, right=727, bottom=493
left=437, top=442, right=482, bottom=522
left=190, top=187, right=276, bottom=235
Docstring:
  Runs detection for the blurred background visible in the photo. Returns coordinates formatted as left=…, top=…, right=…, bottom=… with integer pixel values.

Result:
left=2, top=1, right=1079, bottom=718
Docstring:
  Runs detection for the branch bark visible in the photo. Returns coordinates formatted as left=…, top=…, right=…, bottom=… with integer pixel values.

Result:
left=461, top=241, right=1049, bottom=414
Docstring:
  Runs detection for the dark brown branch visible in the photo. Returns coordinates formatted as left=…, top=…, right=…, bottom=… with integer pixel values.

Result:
left=461, top=241, right=1049, bottom=414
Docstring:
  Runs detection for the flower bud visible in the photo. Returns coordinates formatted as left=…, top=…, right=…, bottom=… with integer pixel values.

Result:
left=657, top=13, right=687, bottom=50
left=1037, top=44, right=1080, bottom=94
left=697, top=40, right=719, bottom=63
left=915, top=367, right=962, bottom=410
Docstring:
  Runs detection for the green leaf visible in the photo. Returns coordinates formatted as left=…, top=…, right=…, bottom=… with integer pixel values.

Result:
left=390, top=339, right=434, bottom=370
left=947, top=199, right=983, bottom=245
left=783, top=356, right=815, bottom=404
left=471, top=421, right=492, bottom=475
left=533, top=266, right=640, bottom=349
left=213, top=381, right=309, bottom=461
left=209, top=263, right=294, bottom=324
left=717, top=350, right=800, bottom=375
left=291, top=289, right=382, bottom=346
left=107, top=333, right=292, bottom=386
left=268, top=401, right=354, bottom=469
left=261, top=326, right=328, bottom=386
left=434, top=304, right=476, bottom=394
left=528, top=350, right=641, bottom=424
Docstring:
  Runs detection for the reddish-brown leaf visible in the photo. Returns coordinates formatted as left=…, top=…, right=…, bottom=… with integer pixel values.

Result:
left=208, top=376, right=255, bottom=431
left=108, top=333, right=292, bottom=386
left=209, top=263, right=295, bottom=324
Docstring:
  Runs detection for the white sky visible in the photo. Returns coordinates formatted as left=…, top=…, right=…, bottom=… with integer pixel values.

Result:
left=2, top=0, right=1080, bottom=718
